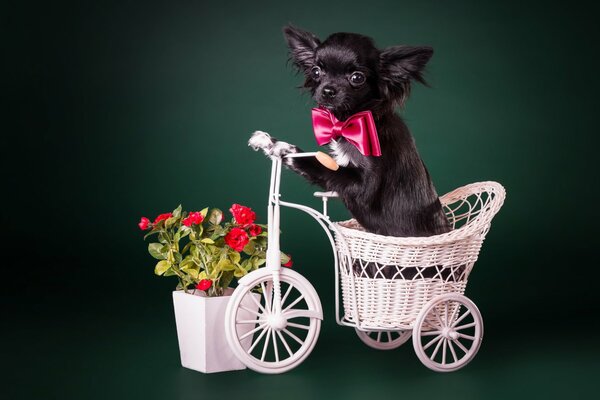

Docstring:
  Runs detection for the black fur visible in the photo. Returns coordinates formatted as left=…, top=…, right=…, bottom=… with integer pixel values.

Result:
left=253, top=25, right=451, bottom=238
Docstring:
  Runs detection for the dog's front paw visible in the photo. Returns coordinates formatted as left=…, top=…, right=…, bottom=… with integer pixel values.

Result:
left=249, top=130, right=297, bottom=161
left=271, top=141, right=297, bottom=158
left=249, top=131, right=274, bottom=152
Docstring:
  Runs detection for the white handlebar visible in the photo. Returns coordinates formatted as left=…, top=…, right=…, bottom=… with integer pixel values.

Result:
left=284, top=152, right=318, bottom=158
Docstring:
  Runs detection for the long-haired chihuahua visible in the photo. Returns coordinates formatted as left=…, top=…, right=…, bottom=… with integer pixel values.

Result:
left=249, top=25, right=450, bottom=238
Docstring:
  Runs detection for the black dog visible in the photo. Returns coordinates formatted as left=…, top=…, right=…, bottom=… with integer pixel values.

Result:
left=250, top=25, right=450, bottom=240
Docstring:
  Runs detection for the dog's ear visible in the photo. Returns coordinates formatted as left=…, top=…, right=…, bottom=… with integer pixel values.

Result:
left=379, top=46, right=433, bottom=105
left=380, top=45, right=433, bottom=84
left=283, top=25, right=320, bottom=71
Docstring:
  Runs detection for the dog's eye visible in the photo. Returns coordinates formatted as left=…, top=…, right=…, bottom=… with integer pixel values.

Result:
left=349, top=72, right=366, bottom=86
left=310, top=66, right=322, bottom=80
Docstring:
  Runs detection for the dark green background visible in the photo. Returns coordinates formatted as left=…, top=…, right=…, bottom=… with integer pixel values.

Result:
left=3, top=0, right=599, bottom=398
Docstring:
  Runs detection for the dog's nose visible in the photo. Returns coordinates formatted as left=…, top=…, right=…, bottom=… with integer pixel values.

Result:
left=323, top=86, right=337, bottom=98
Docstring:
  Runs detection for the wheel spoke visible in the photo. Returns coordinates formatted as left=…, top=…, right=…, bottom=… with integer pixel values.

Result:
left=283, top=294, right=305, bottom=312
left=448, top=339, right=458, bottom=363
left=421, top=330, right=442, bottom=336
left=377, top=331, right=382, bottom=342
left=444, top=302, right=449, bottom=326
left=280, top=284, right=294, bottom=308
left=423, top=334, right=443, bottom=350
left=260, top=281, right=272, bottom=313
left=261, top=328, right=271, bottom=361
left=240, top=323, right=267, bottom=341
left=283, top=328, right=304, bottom=346
left=423, top=319, right=441, bottom=331
left=434, top=309, right=445, bottom=328
left=276, top=330, right=294, bottom=358
left=442, top=339, right=447, bottom=365
left=387, top=332, right=392, bottom=342
left=454, top=321, right=476, bottom=331
left=248, top=291, right=268, bottom=315
left=458, top=333, right=475, bottom=341
left=239, top=304, right=262, bottom=318
left=453, top=338, right=469, bottom=354
left=449, top=303, right=460, bottom=326
left=271, top=329, right=279, bottom=363
left=287, top=322, right=310, bottom=330
left=281, top=310, right=317, bottom=319
left=452, top=309, right=472, bottom=327
left=430, top=336, right=444, bottom=360
left=265, top=281, right=274, bottom=312
left=236, top=319, right=263, bottom=324
left=247, top=325, right=270, bottom=353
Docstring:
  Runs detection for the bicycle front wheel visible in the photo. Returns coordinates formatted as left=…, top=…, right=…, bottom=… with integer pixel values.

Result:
left=225, top=269, right=322, bottom=374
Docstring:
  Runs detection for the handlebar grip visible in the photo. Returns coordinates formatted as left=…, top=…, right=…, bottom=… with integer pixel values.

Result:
left=316, top=151, right=339, bottom=171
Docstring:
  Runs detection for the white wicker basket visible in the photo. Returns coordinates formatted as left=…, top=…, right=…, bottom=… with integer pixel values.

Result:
left=334, top=181, right=506, bottom=330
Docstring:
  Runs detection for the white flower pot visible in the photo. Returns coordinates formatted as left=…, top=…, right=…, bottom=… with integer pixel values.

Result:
left=172, top=288, right=258, bottom=373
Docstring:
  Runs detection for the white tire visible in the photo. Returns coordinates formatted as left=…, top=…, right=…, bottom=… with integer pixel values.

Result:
left=355, top=329, right=412, bottom=350
left=413, top=293, right=483, bottom=372
left=225, top=269, right=322, bottom=374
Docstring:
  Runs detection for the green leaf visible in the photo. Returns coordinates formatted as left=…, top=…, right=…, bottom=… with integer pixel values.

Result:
left=185, top=267, right=200, bottom=279
left=240, top=259, right=251, bottom=270
left=280, top=252, right=290, bottom=265
left=172, top=205, right=182, bottom=218
left=201, top=238, right=215, bottom=244
left=180, top=258, right=194, bottom=270
left=172, top=251, right=182, bottom=264
left=207, top=244, right=220, bottom=256
left=200, top=207, right=209, bottom=218
left=154, top=260, right=170, bottom=275
left=219, top=270, right=234, bottom=290
left=216, top=258, right=235, bottom=271
left=143, top=230, right=160, bottom=240
left=165, top=217, right=177, bottom=228
left=148, top=243, right=166, bottom=260
left=181, top=242, right=192, bottom=255
left=208, top=208, right=223, bottom=225
left=229, top=251, right=241, bottom=264
left=234, top=267, right=247, bottom=278
left=158, top=232, right=169, bottom=244
left=211, top=225, right=226, bottom=238
left=206, top=262, right=219, bottom=279
left=242, top=240, right=255, bottom=255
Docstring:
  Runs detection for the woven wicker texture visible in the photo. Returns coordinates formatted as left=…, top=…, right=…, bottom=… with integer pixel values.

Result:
left=334, top=181, right=506, bottom=330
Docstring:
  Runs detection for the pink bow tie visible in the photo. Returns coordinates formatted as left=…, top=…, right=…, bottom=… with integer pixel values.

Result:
left=311, top=108, right=381, bottom=156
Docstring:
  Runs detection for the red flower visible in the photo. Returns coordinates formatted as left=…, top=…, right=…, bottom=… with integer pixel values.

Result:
left=138, top=217, right=150, bottom=230
left=248, top=224, right=262, bottom=237
left=153, top=212, right=173, bottom=224
left=283, top=254, right=293, bottom=268
left=230, top=204, right=256, bottom=227
left=196, top=279, right=212, bottom=291
left=225, top=227, right=249, bottom=252
left=183, top=211, right=204, bottom=227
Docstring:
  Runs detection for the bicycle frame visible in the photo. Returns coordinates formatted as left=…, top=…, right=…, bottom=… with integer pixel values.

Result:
left=264, top=153, right=364, bottom=329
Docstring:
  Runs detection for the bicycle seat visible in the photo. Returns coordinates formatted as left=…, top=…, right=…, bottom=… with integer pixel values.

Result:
left=313, top=191, right=339, bottom=198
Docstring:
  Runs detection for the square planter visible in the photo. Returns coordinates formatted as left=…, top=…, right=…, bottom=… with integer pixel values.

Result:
left=172, top=288, right=258, bottom=373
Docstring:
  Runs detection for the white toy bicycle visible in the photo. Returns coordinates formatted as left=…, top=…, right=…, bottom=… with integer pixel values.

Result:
left=224, top=152, right=505, bottom=374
